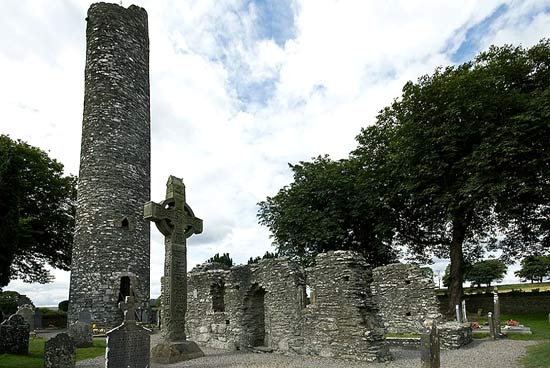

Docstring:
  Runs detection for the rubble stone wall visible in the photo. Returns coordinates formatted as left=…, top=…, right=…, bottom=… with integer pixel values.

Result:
left=186, top=251, right=390, bottom=362
left=372, top=263, right=441, bottom=334
left=68, top=2, right=151, bottom=329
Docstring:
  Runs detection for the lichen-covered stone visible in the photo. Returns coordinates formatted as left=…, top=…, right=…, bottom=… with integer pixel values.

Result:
left=16, top=305, right=34, bottom=331
left=438, top=322, right=473, bottom=349
left=186, top=251, right=391, bottom=362
left=0, top=314, right=30, bottom=355
left=372, top=263, right=441, bottom=334
left=68, top=2, right=151, bottom=329
left=44, top=333, right=76, bottom=368
left=106, top=322, right=151, bottom=368
left=68, top=320, right=92, bottom=347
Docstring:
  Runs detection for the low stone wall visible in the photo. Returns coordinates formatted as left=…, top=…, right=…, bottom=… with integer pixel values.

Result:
left=438, top=291, right=550, bottom=315
left=186, top=251, right=391, bottom=362
left=372, top=263, right=441, bottom=334
left=438, top=322, right=472, bottom=350
left=385, top=337, right=421, bottom=350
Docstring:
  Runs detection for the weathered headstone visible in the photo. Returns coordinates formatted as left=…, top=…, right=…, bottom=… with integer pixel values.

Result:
left=0, top=314, right=30, bottom=354
left=106, top=296, right=151, bottom=368
left=455, top=304, right=461, bottom=323
left=68, top=320, right=92, bottom=348
left=144, top=176, right=205, bottom=363
left=488, top=312, right=496, bottom=340
left=421, top=319, right=440, bottom=368
left=78, top=310, right=92, bottom=325
left=493, top=288, right=501, bottom=336
left=33, top=308, right=42, bottom=330
left=44, top=333, right=76, bottom=368
left=461, top=300, right=467, bottom=323
left=16, top=305, right=34, bottom=331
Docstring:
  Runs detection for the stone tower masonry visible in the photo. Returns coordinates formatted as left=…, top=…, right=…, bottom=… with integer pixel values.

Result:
left=68, top=3, right=150, bottom=328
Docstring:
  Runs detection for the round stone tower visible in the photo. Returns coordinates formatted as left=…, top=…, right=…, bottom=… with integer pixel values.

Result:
left=68, top=3, right=150, bottom=328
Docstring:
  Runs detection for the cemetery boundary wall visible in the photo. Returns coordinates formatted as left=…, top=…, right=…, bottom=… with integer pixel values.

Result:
left=438, top=291, right=550, bottom=315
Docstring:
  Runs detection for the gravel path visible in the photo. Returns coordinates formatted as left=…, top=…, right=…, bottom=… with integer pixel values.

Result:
left=76, top=338, right=536, bottom=368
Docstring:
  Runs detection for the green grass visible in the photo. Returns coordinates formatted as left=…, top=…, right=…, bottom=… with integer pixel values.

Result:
left=0, top=337, right=106, bottom=368
left=521, top=341, right=550, bottom=368
left=385, top=333, right=421, bottom=338
left=494, top=313, right=550, bottom=368
left=499, top=313, right=550, bottom=341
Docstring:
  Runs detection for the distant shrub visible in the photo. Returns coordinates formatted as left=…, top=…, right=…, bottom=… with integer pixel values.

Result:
left=58, top=300, right=69, bottom=312
left=40, top=308, right=67, bottom=328
left=0, top=291, right=20, bottom=316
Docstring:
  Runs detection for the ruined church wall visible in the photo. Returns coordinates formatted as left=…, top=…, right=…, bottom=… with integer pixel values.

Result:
left=299, top=251, right=390, bottom=362
left=187, top=251, right=390, bottom=362
left=186, top=259, right=303, bottom=352
left=371, top=263, right=441, bottom=334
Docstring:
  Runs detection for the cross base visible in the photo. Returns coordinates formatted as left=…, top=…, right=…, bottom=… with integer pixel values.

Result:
left=151, top=340, right=204, bottom=364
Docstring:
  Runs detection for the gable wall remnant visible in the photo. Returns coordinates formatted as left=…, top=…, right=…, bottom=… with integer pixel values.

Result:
left=371, top=263, right=441, bottom=334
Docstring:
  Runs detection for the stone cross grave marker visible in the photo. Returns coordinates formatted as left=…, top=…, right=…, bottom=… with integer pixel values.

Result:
left=119, top=294, right=136, bottom=322
left=44, top=333, right=76, bottom=368
left=144, top=175, right=205, bottom=363
left=105, top=296, right=151, bottom=368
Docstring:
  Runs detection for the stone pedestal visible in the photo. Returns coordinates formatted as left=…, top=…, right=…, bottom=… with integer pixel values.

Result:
left=151, top=340, right=204, bottom=364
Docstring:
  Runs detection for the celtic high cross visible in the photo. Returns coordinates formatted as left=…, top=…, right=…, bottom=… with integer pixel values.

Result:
left=144, top=176, right=202, bottom=342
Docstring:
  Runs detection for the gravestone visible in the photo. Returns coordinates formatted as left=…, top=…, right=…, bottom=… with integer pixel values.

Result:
left=144, top=176, right=204, bottom=363
left=461, top=300, right=467, bottom=323
left=488, top=312, right=496, bottom=340
left=106, top=296, right=151, bottom=368
left=33, top=308, right=42, bottom=330
left=16, top=305, right=34, bottom=331
left=44, top=333, right=76, bottom=368
left=68, top=320, right=92, bottom=348
left=493, top=288, right=501, bottom=336
left=0, top=314, right=30, bottom=354
left=421, top=319, right=440, bottom=368
left=78, top=310, right=92, bottom=325
left=455, top=304, right=461, bottom=323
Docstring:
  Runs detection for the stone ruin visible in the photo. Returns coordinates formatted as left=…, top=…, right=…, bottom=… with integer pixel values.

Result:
left=186, top=250, right=391, bottom=362
left=371, top=263, right=442, bottom=334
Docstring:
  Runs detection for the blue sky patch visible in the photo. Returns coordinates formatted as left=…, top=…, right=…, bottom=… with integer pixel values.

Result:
left=245, top=0, right=296, bottom=47
left=449, top=4, right=508, bottom=63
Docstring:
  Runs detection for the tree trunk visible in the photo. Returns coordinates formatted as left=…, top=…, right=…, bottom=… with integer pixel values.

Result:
left=447, top=216, right=467, bottom=317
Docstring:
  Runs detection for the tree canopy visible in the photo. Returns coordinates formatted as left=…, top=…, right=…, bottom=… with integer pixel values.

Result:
left=515, top=255, right=550, bottom=283
left=206, top=252, right=234, bottom=268
left=464, top=259, right=507, bottom=288
left=258, top=39, right=550, bottom=315
left=0, top=135, right=76, bottom=287
left=257, top=155, right=398, bottom=267
left=354, top=40, right=550, bottom=314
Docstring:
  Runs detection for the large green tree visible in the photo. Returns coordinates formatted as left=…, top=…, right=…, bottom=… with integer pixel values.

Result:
left=464, top=259, right=507, bottom=288
left=354, top=40, right=550, bottom=314
left=515, top=255, right=550, bottom=283
left=258, top=155, right=398, bottom=267
left=0, top=135, right=76, bottom=287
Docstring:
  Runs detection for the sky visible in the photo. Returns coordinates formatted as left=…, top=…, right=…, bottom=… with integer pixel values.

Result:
left=1, top=0, right=549, bottom=306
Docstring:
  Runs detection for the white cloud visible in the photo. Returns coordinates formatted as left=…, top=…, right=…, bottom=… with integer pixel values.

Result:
left=1, top=0, right=548, bottom=304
